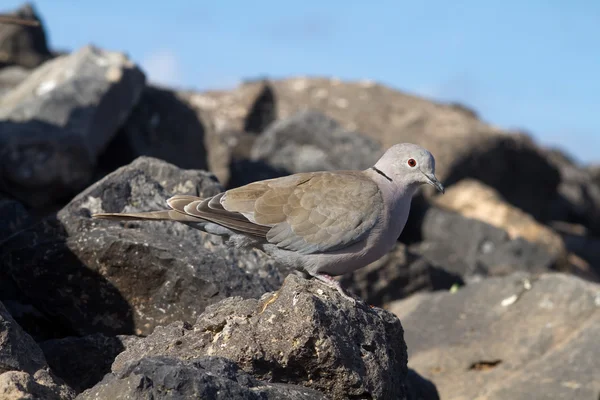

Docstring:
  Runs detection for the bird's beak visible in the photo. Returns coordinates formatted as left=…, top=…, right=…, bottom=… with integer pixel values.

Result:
left=423, top=172, right=445, bottom=194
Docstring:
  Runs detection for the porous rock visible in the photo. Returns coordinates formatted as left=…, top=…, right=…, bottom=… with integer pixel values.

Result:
left=0, top=156, right=289, bottom=337
left=78, top=356, right=328, bottom=400
left=0, top=300, right=75, bottom=399
left=390, top=272, right=600, bottom=400
left=0, top=44, right=146, bottom=207
left=112, top=274, right=410, bottom=400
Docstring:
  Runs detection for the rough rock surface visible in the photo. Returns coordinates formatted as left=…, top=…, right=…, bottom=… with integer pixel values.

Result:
left=40, top=334, right=139, bottom=394
left=0, top=301, right=75, bottom=399
left=0, top=156, right=289, bottom=337
left=340, top=242, right=463, bottom=307
left=112, top=274, right=410, bottom=400
left=78, top=356, right=328, bottom=400
left=0, top=44, right=146, bottom=207
left=0, top=3, right=53, bottom=68
left=390, top=272, right=600, bottom=400
left=414, top=208, right=561, bottom=281
left=251, top=109, right=383, bottom=174
left=189, top=78, right=561, bottom=221
left=0, top=66, right=29, bottom=96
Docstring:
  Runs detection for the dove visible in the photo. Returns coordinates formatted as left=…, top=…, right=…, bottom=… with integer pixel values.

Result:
left=93, top=143, right=444, bottom=303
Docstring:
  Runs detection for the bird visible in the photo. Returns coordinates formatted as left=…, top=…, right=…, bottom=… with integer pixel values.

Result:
left=93, top=143, right=444, bottom=303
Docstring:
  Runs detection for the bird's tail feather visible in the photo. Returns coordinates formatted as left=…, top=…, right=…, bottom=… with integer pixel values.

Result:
left=92, top=210, right=202, bottom=223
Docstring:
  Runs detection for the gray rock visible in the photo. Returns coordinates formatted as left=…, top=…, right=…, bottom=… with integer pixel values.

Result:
left=113, top=85, right=209, bottom=172
left=0, top=300, right=75, bottom=399
left=340, top=242, right=463, bottom=307
left=78, top=356, right=328, bottom=400
left=414, top=208, right=559, bottom=280
left=112, top=274, right=411, bottom=400
left=546, top=149, right=600, bottom=235
left=40, top=334, right=139, bottom=394
left=0, top=156, right=289, bottom=336
left=389, top=272, right=600, bottom=400
left=0, top=44, right=146, bottom=207
left=0, top=3, right=52, bottom=68
left=251, top=109, right=383, bottom=174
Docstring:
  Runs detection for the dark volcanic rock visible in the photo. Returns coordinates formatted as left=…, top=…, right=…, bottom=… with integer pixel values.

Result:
left=0, top=300, right=75, bottom=399
left=78, top=356, right=328, bottom=400
left=0, top=44, right=146, bottom=208
left=546, top=149, right=600, bottom=235
left=414, top=208, right=560, bottom=280
left=40, top=334, right=139, bottom=394
left=112, top=274, right=411, bottom=400
left=390, top=272, right=600, bottom=400
left=0, top=156, right=289, bottom=337
left=0, top=3, right=53, bottom=69
left=109, top=85, right=210, bottom=173
left=251, top=109, right=383, bottom=174
left=340, top=242, right=463, bottom=307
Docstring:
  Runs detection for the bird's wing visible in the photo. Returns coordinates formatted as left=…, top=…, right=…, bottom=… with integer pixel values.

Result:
left=217, top=171, right=384, bottom=254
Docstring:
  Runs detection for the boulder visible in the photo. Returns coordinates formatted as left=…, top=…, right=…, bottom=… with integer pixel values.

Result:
left=0, top=300, right=75, bottom=399
left=250, top=109, right=383, bottom=174
left=389, top=272, right=600, bottom=400
left=0, top=66, right=29, bottom=96
left=545, top=149, right=600, bottom=235
left=78, top=356, right=328, bottom=400
left=112, top=274, right=411, bottom=400
left=433, top=179, right=568, bottom=264
left=102, top=85, right=210, bottom=176
left=40, top=334, right=139, bottom=394
left=340, top=242, right=463, bottom=307
left=0, top=44, right=146, bottom=207
left=414, top=208, right=561, bottom=281
left=0, top=3, right=52, bottom=69
left=0, top=156, right=289, bottom=337
left=188, top=78, right=561, bottom=221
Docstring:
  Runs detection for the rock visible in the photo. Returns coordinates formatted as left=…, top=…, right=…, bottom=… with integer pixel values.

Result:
left=0, top=300, right=75, bottom=399
left=389, top=272, right=600, bottom=400
left=433, top=179, right=567, bottom=264
left=340, top=242, right=463, bottom=307
left=251, top=109, right=383, bottom=174
left=0, top=195, right=30, bottom=242
left=243, top=81, right=277, bottom=134
left=0, top=156, right=289, bottom=337
left=112, top=274, right=411, bottom=400
left=0, top=66, right=29, bottom=96
left=104, top=85, right=210, bottom=176
left=40, top=334, right=139, bottom=394
left=189, top=78, right=560, bottom=221
left=78, top=356, right=328, bottom=400
left=0, top=44, right=146, bottom=208
left=414, top=208, right=561, bottom=280
left=0, top=3, right=53, bottom=69
left=545, top=149, right=600, bottom=235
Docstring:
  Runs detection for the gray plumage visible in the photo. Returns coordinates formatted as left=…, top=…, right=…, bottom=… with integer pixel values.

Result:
left=93, top=143, right=444, bottom=303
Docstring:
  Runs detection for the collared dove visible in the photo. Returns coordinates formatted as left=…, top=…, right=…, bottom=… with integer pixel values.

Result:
left=93, top=143, right=444, bottom=303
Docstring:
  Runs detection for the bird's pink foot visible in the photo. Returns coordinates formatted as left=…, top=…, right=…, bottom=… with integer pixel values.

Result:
left=311, top=273, right=360, bottom=305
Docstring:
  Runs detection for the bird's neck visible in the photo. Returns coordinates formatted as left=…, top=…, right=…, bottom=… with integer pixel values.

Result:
left=365, top=167, right=418, bottom=208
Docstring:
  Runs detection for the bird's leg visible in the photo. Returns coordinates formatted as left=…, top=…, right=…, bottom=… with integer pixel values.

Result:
left=310, top=272, right=359, bottom=305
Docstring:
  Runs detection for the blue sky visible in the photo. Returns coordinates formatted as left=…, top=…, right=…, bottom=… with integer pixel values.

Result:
left=4, top=1, right=599, bottom=163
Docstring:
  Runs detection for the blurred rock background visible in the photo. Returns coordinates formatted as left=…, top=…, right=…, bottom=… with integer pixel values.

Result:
left=0, top=3, right=598, bottom=400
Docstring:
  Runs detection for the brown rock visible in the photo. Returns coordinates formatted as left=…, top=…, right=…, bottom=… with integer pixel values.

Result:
left=389, top=272, right=600, bottom=400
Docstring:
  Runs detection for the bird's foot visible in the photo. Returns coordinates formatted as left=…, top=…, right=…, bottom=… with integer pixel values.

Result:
left=311, top=273, right=361, bottom=305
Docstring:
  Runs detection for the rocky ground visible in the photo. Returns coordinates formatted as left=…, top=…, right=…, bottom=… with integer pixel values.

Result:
left=1, top=3, right=599, bottom=400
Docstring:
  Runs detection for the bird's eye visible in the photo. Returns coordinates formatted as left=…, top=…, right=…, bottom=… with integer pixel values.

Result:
left=407, top=158, right=417, bottom=167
